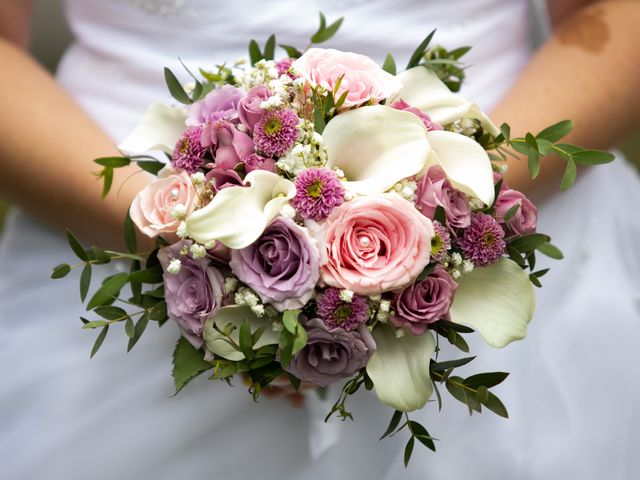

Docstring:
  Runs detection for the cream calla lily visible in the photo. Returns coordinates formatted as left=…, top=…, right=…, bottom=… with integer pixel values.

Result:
left=203, top=305, right=279, bottom=361
left=323, top=105, right=494, bottom=204
left=118, top=102, right=187, bottom=154
left=450, top=258, right=535, bottom=348
left=186, top=170, right=295, bottom=249
left=389, top=67, right=500, bottom=137
left=366, top=326, right=436, bottom=412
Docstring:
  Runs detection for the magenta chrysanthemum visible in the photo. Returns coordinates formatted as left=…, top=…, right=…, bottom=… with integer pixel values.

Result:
left=172, top=126, right=207, bottom=174
left=458, top=213, right=506, bottom=266
left=253, top=108, right=299, bottom=157
left=291, top=168, right=345, bottom=220
left=316, top=288, right=369, bottom=331
left=431, top=221, right=452, bottom=262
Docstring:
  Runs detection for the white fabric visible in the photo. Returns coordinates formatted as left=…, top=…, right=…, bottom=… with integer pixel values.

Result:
left=1, top=0, right=639, bottom=478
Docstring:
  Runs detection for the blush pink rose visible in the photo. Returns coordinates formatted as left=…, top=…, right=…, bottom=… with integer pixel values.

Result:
left=293, top=48, right=402, bottom=108
left=319, top=193, right=433, bottom=295
left=130, top=171, right=197, bottom=238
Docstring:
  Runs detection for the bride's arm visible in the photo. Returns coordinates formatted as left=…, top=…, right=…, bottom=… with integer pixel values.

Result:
left=0, top=2, right=150, bottom=249
left=491, top=0, right=640, bottom=200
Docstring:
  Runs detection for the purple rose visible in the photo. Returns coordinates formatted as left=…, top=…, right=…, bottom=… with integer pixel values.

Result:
left=391, top=99, right=442, bottom=131
left=284, top=318, right=376, bottom=387
left=415, top=166, right=471, bottom=230
left=494, top=189, right=538, bottom=236
left=201, top=120, right=254, bottom=169
left=158, top=240, right=225, bottom=348
left=390, top=266, right=458, bottom=335
left=186, top=85, right=244, bottom=126
left=237, top=85, right=270, bottom=132
left=244, top=153, right=276, bottom=173
left=205, top=166, right=243, bottom=192
left=229, top=217, right=319, bottom=311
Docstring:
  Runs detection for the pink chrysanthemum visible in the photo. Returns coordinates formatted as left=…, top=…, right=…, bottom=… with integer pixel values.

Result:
left=276, top=58, right=295, bottom=77
left=316, top=288, right=369, bottom=331
left=172, top=126, right=207, bottom=174
left=291, top=168, right=345, bottom=220
left=431, top=221, right=452, bottom=262
left=253, top=108, right=299, bottom=158
left=458, top=213, right=506, bottom=266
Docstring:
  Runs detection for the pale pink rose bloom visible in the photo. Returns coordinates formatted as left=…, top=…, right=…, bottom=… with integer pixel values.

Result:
left=319, top=193, right=433, bottom=295
left=293, top=48, right=402, bottom=108
left=130, top=171, right=197, bottom=237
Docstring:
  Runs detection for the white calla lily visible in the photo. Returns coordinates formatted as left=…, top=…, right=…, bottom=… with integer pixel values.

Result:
left=450, top=258, right=535, bottom=348
left=186, top=170, right=295, bottom=249
left=425, top=130, right=495, bottom=206
left=323, top=105, right=432, bottom=195
left=118, top=102, right=187, bottom=154
left=389, top=67, right=500, bottom=136
left=366, top=326, right=436, bottom=412
left=203, top=305, right=279, bottom=361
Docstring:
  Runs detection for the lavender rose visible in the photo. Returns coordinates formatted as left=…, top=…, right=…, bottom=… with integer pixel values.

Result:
left=158, top=240, right=225, bottom=348
left=415, top=166, right=471, bottom=230
left=187, top=85, right=244, bottom=126
left=229, top=217, right=320, bottom=311
left=494, top=188, right=538, bottom=236
left=390, top=266, right=458, bottom=335
left=237, top=85, right=270, bottom=132
left=284, top=318, right=376, bottom=387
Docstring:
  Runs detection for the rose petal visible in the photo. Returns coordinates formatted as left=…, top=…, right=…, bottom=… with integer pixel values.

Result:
left=119, top=103, right=187, bottom=154
left=425, top=130, right=495, bottom=206
left=389, top=67, right=499, bottom=136
left=366, top=326, right=436, bottom=412
left=186, top=170, right=296, bottom=249
left=450, top=258, right=535, bottom=348
left=323, top=105, right=432, bottom=195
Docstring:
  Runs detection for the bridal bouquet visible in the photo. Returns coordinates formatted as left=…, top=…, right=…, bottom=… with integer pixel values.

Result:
left=52, top=15, right=613, bottom=464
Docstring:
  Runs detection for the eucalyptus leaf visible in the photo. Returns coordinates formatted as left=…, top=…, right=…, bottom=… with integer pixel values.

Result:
left=406, top=29, right=436, bottom=69
left=51, top=263, right=71, bottom=279
left=263, top=34, right=276, bottom=60
left=164, top=67, right=191, bottom=104
left=409, top=421, right=436, bottom=451
left=66, top=229, right=88, bottom=261
left=509, top=233, right=551, bottom=253
left=136, top=160, right=165, bottom=176
left=528, top=154, right=541, bottom=179
left=94, top=305, right=127, bottom=321
left=482, top=391, right=509, bottom=418
left=86, top=272, right=129, bottom=310
left=572, top=149, right=615, bottom=165
left=403, top=437, right=415, bottom=467
left=90, top=325, right=109, bottom=358
left=280, top=44, right=302, bottom=59
left=239, top=319, right=254, bottom=360
left=464, top=371, right=509, bottom=389
left=124, top=209, right=137, bottom=254
left=311, top=16, right=343, bottom=43
left=124, top=317, right=135, bottom=338
left=129, top=265, right=163, bottom=284
left=536, top=119, right=573, bottom=142
left=561, top=158, right=577, bottom=191
left=379, top=410, right=404, bottom=440
left=537, top=241, right=564, bottom=260
left=94, top=156, right=131, bottom=168
left=430, top=356, right=476, bottom=372
left=79, top=263, right=92, bottom=302
left=101, top=167, right=113, bottom=198
left=127, top=313, right=149, bottom=352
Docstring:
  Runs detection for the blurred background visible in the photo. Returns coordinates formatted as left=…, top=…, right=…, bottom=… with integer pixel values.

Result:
left=0, top=0, right=638, bottom=232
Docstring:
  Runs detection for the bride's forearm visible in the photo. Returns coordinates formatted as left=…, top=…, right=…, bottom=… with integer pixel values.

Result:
left=491, top=0, right=640, bottom=201
left=0, top=38, right=150, bottom=250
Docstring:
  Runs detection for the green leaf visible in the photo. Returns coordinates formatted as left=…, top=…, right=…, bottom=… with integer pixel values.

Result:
left=282, top=309, right=300, bottom=334
left=313, top=99, right=326, bottom=134
left=90, top=325, right=109, bottom=358
left=502, top=203, right=520, bottom=222
left=136, top=160, right=165, bottom=175
left=499, top=123, right=511, bottom=143
left=278, top=329, right=294, bottom=368
left=66, top=229, right=88, bottom=261
left=481, top=391, right=509, bottom=418
left=101, top=167, right=113, bottom=198
left=464, top=372, right=509, bottom=389
left=561, top=158, right=577, bottom=191
left=572, top=149, right=615, bottom=165
left=124, top=209, right=137, bottom=254
left=79, top=263, right=91, bottom=302
left=129, top=265, right=163, bottom=284
left=127, top=313, right=149, bottom=352
left=433, top=205, right=446, bottom=226
left=430, top=356, right=476, bottom=372
left=528, top=154, right=541, bottom=179
left=379, top=410, right=404, bottom=440
left=238, top=319, right=254, bottom=360
left=124, top=317, right=135, bottom=338
left=292, top=325, right=308, bottom=356
left=172, top=337, right=212, bottom=394
left=406, top=29, right=436, bottom=69
left=164, top=67, right=191, bottom=104
left=403, top=436, right=415, bottom=467
left=382, top=53, right=397, bottom=75
left=533, top=268, right=550, bottom=278
left=409, top=421, right=436, bottom=452
left=86, top=272, right=129, bottom=310
left=94, top=305, right=127, bottom=320
left=82, top=320, right=109, bottom=329
left=537, top=241, right=564, bottom=260
left=333, top=90, right=349, bottom=110
left=311, top=16, right=344, bottom=44
left=536, top=119, right=573, bottom=142
left=94, top=156, right=131, bottom=168
left=450, top=45, right=472, bottom=59
left=263, top=34, right=276, bottom=60
left=511, top=140, right=536, bottom=157
left=509, top=233, right=551, bottom=253
left=529, top=274, right=542, bottom=288
left=51, top=263, right=71, bottom=279
left=316, top=12, right=327, bottom=33
left=279, top=44, right=302, bottom=59
left=248, top=39, right=263, bottom=65
left=91, top=246, right=111, bottom=264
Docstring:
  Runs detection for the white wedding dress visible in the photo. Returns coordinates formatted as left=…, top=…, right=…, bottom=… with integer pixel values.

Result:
left=1, top=0, right=639, bottom=479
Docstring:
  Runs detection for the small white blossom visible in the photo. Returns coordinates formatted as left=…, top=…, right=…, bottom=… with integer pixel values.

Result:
left=333, top=167, right=345, bottom=179
left=179, top=244, right=190, bottom=256
left=462, top=259, right=475, bottom=273
left=191, top=172, right=205, bottom=185
left=379, top=300, right=391, bottom=314
left=339, top=289, right=354, bottom=303
left=190, top=243, right=207, bottom=259
left=469, top=197, right=485, bottom=211
left=344, top=191, right=355, bottom=201
left=271, top=321, right=284, bottom=333
left=280, top=203, right=297, bottom=219
left=176, top=221, right=188, bottom=239
left=450, top=252, right=463, bottom=266
left=167, top=259, right=181, bottom=275
left=450, top=269, right=462, bottom=280
left=369, top=294, right=381, bottom=302
left=224, top=277, right=238, bottom=294
left=170, top=203, right=187, bottom=220
left=251, top=304, right=266, bottom=317
left=204, top=240, right=217, bottom=250
left=395, top=328, right=406, bottom=339
left=293, top=77, right=306, bottom=91
left=260, top=95, right=284, bottom=110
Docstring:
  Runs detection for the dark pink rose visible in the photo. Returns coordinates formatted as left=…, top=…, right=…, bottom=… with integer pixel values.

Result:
left=390, top=266, right=458, bottom=335
left=415, top=166, right=471, bottom=230
left=237, top=85, right=270, bottom=132
left=205, top=167, right=243, bottom=192
left=244, top=153, right=276, bottom=173
left=494, top=189, right=538, bottom=236
left=391, top=100, right=442, bottom=131
left=201, top=120, right=254, bottom=169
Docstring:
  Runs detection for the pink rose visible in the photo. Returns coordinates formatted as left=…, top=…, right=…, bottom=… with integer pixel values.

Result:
left=391, top=100, right=442, bottom=131
left=237, top=85, right=270, bottom=132
left=130, top=171, right=197, bottom=238
left=319, top=193, right=433, bottom=295
left=293, top=48, right=402, bottom=108
left=415, top=166, right=471, bottom=230
left=494, top=189, right=538, bottom=236
left=201, top=120, right=254, bottom=169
